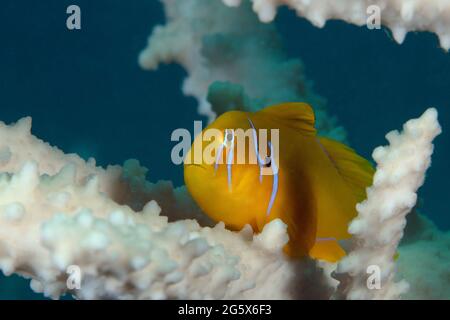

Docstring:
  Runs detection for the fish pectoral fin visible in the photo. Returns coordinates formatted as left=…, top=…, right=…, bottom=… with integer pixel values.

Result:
left=317, top=137, right=374, bottom=204
left=309, top=239, right=346, bottom=263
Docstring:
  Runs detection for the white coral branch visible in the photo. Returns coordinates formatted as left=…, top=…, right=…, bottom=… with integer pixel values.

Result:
left=0, top=108, right=444, bottom=299
left=0, top=118, right=332, bottom=299
left=222, top=0, right=450, bottom=50
left=334, top=108, right=442, bottom=299
left=139, top=0, right=345, bottom=141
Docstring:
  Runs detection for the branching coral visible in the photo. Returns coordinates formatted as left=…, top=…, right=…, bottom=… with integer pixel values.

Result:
left=139, top=0, right=347, bottom=141
left=222, top=0, right=450, bottom=50
left=0, top=1, right=447, bottom=300
left=0, top=109, right=446, bottom=300
left=334, top=108, right=442, bottom=299
left=0, top=118, right=333, bottom=299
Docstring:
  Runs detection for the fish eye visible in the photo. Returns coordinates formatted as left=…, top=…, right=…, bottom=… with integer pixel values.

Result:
left=264, top=156, right=271, bottom=167
left=224, top=129, right=234, bottom=143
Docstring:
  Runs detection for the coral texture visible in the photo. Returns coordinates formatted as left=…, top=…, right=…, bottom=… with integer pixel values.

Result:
left=334, top=108, right=442, bottom=299
left=397, top=216, right=450, bottom=300
left=0, top=108, right=446, bottom=299
left=0, top=118, right=333, bottom=299
left=222, top=0, right=450, bottom=49
left=0, top=0, right=448, bottom=301
left=139, top=0, right=346, bottom=141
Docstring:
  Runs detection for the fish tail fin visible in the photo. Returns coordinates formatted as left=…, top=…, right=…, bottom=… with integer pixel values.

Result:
left=309, top=239, right=346, bottom=263
left=318, top=137, right=374, bottom=204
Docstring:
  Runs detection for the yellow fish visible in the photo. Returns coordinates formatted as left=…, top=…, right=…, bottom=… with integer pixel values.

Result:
left=184, top=103, right=374, bottom=262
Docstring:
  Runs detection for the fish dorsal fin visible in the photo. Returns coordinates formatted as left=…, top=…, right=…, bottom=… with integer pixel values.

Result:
left=318, top=137, right=375, bottom=204
left=258, top=102, right=316, bottom=136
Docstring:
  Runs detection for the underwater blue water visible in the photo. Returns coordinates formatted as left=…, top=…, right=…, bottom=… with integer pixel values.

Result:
left=0, top=0, right=448, bottom=299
